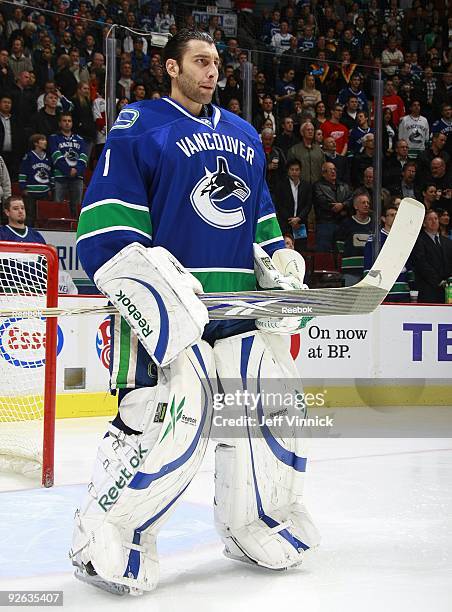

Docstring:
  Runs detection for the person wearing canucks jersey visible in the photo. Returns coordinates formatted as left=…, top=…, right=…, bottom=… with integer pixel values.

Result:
left=71, top=30, right=319, bottom=596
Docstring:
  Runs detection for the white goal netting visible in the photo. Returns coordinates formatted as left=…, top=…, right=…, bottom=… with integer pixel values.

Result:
left=0, top=251, right=50, bottom=477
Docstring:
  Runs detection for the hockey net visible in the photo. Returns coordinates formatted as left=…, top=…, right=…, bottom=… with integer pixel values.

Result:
left=0, top=242, right=58, bottom=487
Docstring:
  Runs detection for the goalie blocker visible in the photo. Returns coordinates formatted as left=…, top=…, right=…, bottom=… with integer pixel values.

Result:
left=93, top=243, right=209, bottom=367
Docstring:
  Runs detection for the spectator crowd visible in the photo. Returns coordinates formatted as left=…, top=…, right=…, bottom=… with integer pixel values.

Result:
left=0, top=0, right=450, bottom=300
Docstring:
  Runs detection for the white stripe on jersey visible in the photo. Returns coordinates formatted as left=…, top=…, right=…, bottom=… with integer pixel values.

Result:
left=257, top=212, right=277, bottom=223
left=79, top=199, right=149, bottom=215
left=187, top=267, right=254, bottom=274
left=76, top=226, right=152, bottom=244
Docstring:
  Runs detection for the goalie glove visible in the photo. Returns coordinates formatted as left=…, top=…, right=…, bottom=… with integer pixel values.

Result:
left=254, top=244, right=313, bottom=334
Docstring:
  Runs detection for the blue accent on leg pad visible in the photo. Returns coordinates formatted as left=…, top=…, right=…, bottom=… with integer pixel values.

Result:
left=124, top=483, right=190, bottom=580
left=128, top=346, right=211, bottom=490
left=256, top=354, right=307, bottom=473
left=118, top=276, right=169, bottom=364
left=238, top=336, right=309, bottom=555
left=123, top=346, right=212, bottom=578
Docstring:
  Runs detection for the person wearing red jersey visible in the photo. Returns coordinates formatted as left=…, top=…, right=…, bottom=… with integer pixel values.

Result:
left=382, top=79, right=406, bottom=127
left=320, top=104, right=349, bottom=155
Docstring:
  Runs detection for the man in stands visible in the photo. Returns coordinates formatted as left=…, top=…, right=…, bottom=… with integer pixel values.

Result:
left=0, top=195, right=46, bottom=243
left=313, top=161, right=352, bottom=251
left=416, top=132, right=450, bottom=189
left=49, top=113, right=88, bottom=216
left=382, top=79, right=406, bottom=126
left=364, top=206, right=414, bottom=302
left=412, top=210, right=452, bottom=303
left=288, top=121, right=325, bottom=183
left=398, top=99, right=429, bottom=159
left=383, top=139, right=410, bottom=192
left=337, top=73, right=368, bottom=113
left=320, top=104, right=349, bottom=155
left=335, top=189, right=372, bottom=286
left=349, top=110, right=373, bottom=155
left=431, top=103, right=452, bottom=156
left=340, top=94, right=360, bottom=130
left=322, top=135, right=349, bottom=183
left=274, top=116, right=299, bottom=155
left=352, top=133, right=375, bottom=188
left=273, top=159, right=312, bottom=252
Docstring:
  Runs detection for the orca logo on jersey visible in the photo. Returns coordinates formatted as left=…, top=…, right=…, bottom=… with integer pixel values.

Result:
left=190, top=156, right=250, bottom=229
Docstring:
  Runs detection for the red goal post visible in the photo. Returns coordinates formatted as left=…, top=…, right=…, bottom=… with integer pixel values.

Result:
left=0, top=241, right=58, bottom=487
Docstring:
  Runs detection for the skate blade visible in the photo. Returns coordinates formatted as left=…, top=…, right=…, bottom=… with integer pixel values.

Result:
left=223, top=541, right=289, bottom=571
left=73, top=562, right=143, bottom=596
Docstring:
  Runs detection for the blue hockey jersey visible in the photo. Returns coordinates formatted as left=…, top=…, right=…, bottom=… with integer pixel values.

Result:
left=48, top=133, right=88, bottom=180
left=19, top=150, right=53, bottom=195
left=77, top=98, right=284, bottom=293
left=76, top=98, right=285, bottom=389
left=0, top=224, right=46, bottom=244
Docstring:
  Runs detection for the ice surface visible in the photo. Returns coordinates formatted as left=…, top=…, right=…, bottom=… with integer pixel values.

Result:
left=1, top=415, right=451, bottom=612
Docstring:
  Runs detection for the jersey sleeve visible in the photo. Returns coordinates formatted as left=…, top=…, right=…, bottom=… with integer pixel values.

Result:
left=76, top=136, right=89, bottom=176
left=254, top=170, right=285, bottom=257
left=18, top=155, right=28, bottom=191
left=76, top=111, right=155, bottom=280
left=31, top=229, right=46, bottom=244
left=363, top=235, right=373, bottom=275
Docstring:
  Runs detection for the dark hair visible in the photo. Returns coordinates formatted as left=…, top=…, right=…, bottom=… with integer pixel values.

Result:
left=286, top=159, right=301, bottom=170
left=352, top=187, right=370, bottom=205
left=30, top=133, right=46, bottom=147
left=163, top=29, right=214, bottom=75
left=403, top=160, right=417, bottom=171
left=3, top=195, right=23, bottom=210
left=44, top=90, right=58, bottom=102
left=424, top=208, right=438, bottom=218
left=383, top=205, right=398, bottom=215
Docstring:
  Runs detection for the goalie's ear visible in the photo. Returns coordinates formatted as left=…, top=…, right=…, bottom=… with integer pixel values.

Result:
left=272, top=248, right=306, bottom=284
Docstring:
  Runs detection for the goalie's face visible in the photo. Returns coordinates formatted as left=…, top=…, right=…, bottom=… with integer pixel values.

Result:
left=167, top=40, right=219, bottom=115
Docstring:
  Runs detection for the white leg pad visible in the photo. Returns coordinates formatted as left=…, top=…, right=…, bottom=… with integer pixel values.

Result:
left=71, top=340, right=215, bottom=593
left=213, top=331, right=320, bottom=570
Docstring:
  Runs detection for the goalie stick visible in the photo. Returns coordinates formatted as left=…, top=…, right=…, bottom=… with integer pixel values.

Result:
left=1, top=198, right=424, bottom=320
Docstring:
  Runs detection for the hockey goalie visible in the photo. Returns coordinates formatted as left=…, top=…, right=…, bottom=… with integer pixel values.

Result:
left=69, top=30, right=320, bottom=595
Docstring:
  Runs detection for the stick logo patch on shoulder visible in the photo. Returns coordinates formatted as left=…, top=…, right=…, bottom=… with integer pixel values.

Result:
left=111, top=108, right=140, bottom=130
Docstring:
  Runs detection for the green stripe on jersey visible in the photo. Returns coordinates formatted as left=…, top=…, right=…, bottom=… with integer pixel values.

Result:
left=255, top=215, right=282, bottom=245
left=390, top=281, right=410, bottom=295
left=341, top=255, right=364, bottom=271
left=191, top=270, right=256, bottom=293
left=77, top=201, right=152, bottom=240
left=27, top=185, right=49, bottom=192
left=116, top=317, right=132, bottom=387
